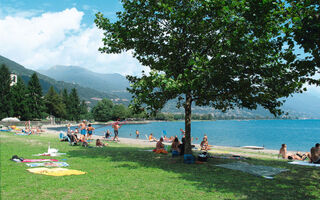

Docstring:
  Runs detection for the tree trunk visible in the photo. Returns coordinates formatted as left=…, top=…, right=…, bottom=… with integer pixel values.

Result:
left=184, top=93, right=192, bottom=154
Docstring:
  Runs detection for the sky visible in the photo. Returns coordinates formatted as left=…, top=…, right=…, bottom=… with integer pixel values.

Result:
left=0, top=0, right=146, bottom=76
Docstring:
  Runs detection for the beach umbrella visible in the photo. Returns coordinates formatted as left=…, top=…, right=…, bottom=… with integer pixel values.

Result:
left=1, top=117, right=20, bottom=122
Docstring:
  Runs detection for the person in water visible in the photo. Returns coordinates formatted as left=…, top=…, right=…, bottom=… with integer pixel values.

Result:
left=136, top=130, right=139, bottom=139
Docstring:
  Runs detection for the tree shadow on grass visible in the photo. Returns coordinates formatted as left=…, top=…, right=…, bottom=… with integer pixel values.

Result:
left=67, top=146, right=319, bottom=200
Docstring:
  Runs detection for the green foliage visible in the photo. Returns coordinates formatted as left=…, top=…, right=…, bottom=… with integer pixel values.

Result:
left=112, top=104, right=128, bottom=120
left=10, top=76, right=29, bottom=120
left=27, top=73, right=45, bottom=120
left=44, top=86, right=66, bottom=118
left=284, top=0, right=320, bottom=86
left=0, top=64, right=12, bottom=119
left=79, top=100, right=91, bottom=120
left=68, top=88, right=81, bottom=121
left=95, top=0, right=319, bottom=154
left=92, top=98, right=114, bottom=121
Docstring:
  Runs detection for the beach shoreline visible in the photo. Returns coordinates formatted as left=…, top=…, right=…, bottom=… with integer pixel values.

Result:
left=39, top=126, right=290, bottom=159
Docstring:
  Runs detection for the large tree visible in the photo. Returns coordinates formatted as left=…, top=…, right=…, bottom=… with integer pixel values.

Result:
left=95, top=0, right=319, bottom=154
left=0, top=64, right=12, bottom=119
left=27, top=73, right=45, bottom=120
left=10, top=76, right=29, bottom=120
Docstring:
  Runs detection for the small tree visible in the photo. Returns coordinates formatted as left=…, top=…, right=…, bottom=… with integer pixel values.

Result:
left=27, top=73, right=45, bottom=120
left=92, top=98, right=113, bottom=122
left=0, top=64, right=12, bottom=119
left=96, top=0, right=319, bottom=154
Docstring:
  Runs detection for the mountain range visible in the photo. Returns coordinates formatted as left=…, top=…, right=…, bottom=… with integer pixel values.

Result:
left=2, top=55, right=320, bottom=118
left=40, top=64, right=320, bottom=119
left=0, top=55, right=115, bottom=105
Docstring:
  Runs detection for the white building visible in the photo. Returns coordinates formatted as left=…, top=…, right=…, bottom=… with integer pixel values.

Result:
left=10, top=74, right=17, bottom=86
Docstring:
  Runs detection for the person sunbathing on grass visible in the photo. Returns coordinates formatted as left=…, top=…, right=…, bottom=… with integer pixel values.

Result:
left=96, top=139, right=108, bottom=147
left=171, top=137, right=181, bottom=153
left=200, top=137, right=211, bottom=151
left=155, top=137, right=168, bottom=154
left=308, top=143, right=320, bottom=164
left=279, top=144, right=307, bottom=160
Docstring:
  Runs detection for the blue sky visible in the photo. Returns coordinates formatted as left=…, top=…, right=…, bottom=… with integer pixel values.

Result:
left=0, top=0, right=145, bottom=75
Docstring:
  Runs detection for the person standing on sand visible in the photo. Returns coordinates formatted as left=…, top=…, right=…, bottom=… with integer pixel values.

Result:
left=79, top=120, right=87, bottom=141
left=136, top=130, right=139, bottom=139
left=112, top=122, right=121, bottom=142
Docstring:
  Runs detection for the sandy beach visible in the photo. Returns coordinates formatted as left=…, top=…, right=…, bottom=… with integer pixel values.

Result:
left=34, top=124, right=289, bottom=160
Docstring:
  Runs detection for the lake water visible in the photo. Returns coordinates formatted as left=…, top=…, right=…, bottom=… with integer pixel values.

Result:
left=49, top=120, right=320, bottom=152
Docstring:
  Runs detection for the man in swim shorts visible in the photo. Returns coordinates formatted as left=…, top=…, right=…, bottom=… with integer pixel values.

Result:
left=79, top=120, right=87, bottom=140
left=87, top=124, right=95, bottom=140
left=112, top=122, right=121, bottom=142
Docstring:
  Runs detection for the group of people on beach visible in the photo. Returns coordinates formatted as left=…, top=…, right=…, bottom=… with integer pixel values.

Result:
left=279, top=143, right=320, bottom=164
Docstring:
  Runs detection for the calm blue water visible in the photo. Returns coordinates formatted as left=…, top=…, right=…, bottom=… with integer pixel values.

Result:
left=49, top=120, right=320, bottom=152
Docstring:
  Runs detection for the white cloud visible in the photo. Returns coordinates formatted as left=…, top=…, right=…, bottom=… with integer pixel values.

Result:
left=0, top=8, right=146, bottom=76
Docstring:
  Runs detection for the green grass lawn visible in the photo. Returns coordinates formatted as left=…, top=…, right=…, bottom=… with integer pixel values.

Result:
left=1, top=132, right=319, bottom=200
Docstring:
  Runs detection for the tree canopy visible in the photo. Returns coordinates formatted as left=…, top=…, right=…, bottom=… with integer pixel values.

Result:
left=95, top=0, right=319, bottom=154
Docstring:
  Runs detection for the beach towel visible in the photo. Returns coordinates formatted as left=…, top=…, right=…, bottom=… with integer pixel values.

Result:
left=27, top=168, right=86, bottom=176
left=26, top=162, right=69, bottom=167
left=216, top=161, right=288, bottom=179
left=21, top=159, right=59, bottom=163
left=289, top=161, right=320, bottom=167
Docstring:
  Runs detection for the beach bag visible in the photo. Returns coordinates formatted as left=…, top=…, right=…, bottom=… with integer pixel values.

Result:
left=10, top=155, right=24, bottom=162
left=198, top=152, right=209, bottom=162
